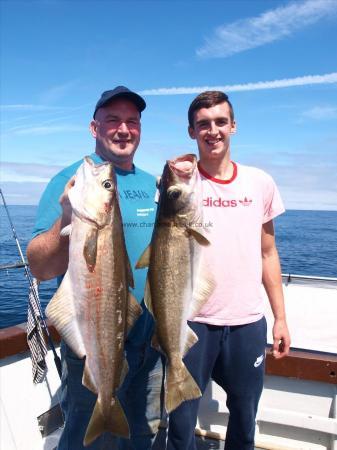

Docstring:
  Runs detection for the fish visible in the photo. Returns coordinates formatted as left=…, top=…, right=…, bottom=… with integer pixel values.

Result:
left=45, top=156, right=142, bottom=446
left=136, top=153, right=215, bottom=413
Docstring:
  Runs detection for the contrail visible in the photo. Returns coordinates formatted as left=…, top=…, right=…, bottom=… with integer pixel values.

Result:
left=140, top=72, right=337, bottom=96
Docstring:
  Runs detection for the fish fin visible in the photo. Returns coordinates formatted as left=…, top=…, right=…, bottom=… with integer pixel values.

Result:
left=83, top=396, right=130, bottom=446
left=186, top=228, right=210, bottom=246
left=60, top=224, right=72, bottom=236
left=144, top=281, right=163, bottom=353
left=120, top=357, right=129, bottom=385
left=83, top=227, right=98, bottom=273
left=190, top=263, right=216, bottom=319
left=45, top=273, right=85, bottom=358
left=151, top=330, right=162, bottom=353
left=135, top=245, right=151, bottom=269
left=82, top=363, right=97, bottom=394
left=182, top=326, right=198, bottom=357
left=143, top=278, right=153, bottom=314
left=165, top=361, right=201, bottom=413
left=126, top=256, right=135, bottom=289
left=126, top=293, right=143, bottom=334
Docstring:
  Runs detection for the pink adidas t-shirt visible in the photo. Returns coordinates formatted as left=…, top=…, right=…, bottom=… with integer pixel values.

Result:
left=192, top=161, right=285, bottom=326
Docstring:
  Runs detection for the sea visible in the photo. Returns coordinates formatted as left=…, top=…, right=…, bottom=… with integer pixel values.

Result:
left=1, top=205, right=336, bottom=329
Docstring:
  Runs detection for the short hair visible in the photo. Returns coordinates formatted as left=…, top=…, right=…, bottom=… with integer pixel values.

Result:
left=188, top=91, right=234, bottom=128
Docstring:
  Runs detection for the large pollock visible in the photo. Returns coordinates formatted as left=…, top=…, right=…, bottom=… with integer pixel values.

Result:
left=136, top=153, right=214, bottom=413
left=46, top=157, right=142, bottom=446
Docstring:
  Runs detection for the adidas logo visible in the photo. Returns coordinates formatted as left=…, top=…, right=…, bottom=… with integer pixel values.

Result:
left=239, top=197, right=252, bottom=206
left=203, top=196, right=253, bottom=207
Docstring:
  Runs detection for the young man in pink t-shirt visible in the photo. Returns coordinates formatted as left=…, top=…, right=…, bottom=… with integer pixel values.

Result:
left=166, top=91, right=291, bottom=450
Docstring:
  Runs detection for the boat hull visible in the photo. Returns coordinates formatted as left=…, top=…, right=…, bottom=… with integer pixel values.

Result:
left=1, top=276, right=337, bottom=449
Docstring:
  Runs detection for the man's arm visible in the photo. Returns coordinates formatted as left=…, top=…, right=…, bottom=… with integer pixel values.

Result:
left=261, top=220, right=291, bottom=359
left=27, top=178, right=74, bottom=281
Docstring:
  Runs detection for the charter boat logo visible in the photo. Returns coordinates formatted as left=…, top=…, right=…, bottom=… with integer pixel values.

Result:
left=203, top=196, right=253, bottom=207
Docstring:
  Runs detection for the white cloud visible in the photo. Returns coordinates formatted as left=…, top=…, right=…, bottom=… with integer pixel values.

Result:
left=9, top=124, right=85, bottom=136
left=0, top=181, right=48, bottom=205
left=39, top=80, right=79, bottom=104
left=280, top=187, right=337, bottom=210
left=0, top=104, right=63, bottom=111
left=302, top=106, right=337, bottom=120
left=140, top=72, right=337, bottom=96
left=2, top=174, right=51, bottom=183
left=197, top=0, right=337, bottom=58
left=1, top=161, right=64, bottom=183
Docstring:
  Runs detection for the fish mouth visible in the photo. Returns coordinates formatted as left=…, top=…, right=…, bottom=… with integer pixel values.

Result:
left=71, top=206, right=103, bottom=229
left=168, top=154, right=197, bottom=179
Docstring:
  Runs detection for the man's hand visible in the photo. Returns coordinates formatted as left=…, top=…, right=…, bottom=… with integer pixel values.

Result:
left=272, top=318, right=291, bottom=359
left=27, top=176, right=76, bottom=281
left=59, top=176, right=75, bottom=228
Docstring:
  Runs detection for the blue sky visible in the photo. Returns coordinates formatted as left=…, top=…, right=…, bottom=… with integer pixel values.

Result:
left=1, top=0, right=337, bottom=209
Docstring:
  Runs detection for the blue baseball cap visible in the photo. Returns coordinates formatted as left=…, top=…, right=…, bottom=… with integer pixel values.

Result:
left=93, top=86, right=146, bottom=118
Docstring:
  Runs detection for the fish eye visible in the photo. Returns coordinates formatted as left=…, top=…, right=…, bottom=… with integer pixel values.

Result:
left=102, top=179, right=114, bottom=191
left=168, top=189, right=181, bottom=200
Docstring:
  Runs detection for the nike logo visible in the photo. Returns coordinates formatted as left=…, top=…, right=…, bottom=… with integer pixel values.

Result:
left=254, top=355, right=264, bottom=368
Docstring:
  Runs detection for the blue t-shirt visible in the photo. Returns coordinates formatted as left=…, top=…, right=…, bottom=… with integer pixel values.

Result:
left=33, top=153, right=156, bottom=305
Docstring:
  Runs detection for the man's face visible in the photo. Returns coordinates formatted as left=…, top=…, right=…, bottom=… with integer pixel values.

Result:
left=188, top=102, right=236, bottom=162
left=90, top=98, right=141, bottom=169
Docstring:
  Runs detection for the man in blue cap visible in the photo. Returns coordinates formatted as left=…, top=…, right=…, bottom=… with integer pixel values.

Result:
left=27, top=86, right=163, bottom=449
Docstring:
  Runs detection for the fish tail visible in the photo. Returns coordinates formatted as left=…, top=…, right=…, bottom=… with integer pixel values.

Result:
left=165, top=362, right=201, bottom=413
left=83, top=396, right=130, bottom=446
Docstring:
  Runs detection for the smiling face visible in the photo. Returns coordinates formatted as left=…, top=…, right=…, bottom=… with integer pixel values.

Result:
left=90, top=98, right=141, bottom=170
left=188, top=101, right=236, bottom=164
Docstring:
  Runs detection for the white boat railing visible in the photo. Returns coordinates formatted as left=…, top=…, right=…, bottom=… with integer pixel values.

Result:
left=282, top=273, right=337, bottom=283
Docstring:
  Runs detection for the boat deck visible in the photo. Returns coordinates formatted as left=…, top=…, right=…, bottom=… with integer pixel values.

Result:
left=153, top=430, right=222, bottom=449
left=1, top=275, right=337, bottom=450
left=49, top=429, right=248, bottom=450
left=152, top=429, right=259, bottom=449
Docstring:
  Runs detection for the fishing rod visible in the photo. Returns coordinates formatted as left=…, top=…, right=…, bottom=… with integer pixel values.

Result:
left=0, top=188, right=62, bottom=380
left=0, top=262, right=26, bottom=270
